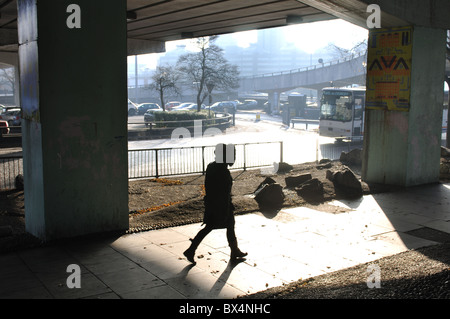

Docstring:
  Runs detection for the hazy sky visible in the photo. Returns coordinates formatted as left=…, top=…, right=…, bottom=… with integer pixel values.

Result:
left=132, top=19, right=368, bottom=69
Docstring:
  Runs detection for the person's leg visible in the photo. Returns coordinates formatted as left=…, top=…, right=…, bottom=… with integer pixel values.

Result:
left=226, top=218, right=247, bottom=260
left=184, top=225, right=212, bottom=263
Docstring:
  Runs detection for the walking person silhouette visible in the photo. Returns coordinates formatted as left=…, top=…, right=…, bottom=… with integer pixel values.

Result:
left=184, top=143, right=247, bottom=264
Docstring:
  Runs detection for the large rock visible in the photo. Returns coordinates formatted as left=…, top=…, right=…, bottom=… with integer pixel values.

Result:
left=295, top=178, right=324, bottom=202
left=441, top=146, right=450, bottom=158
left=15, top=174, right=24, bottom=190
left=440, top=158, right=450, bottom=180
left=285, top=173, right=312, bottom=188
left=340, top=149, right=362, bottom=165
left=254, top=178, right=285, bottom=209
left=327, top=166, right=363, bottom=198
left=277, top=162, right=293, bottom=173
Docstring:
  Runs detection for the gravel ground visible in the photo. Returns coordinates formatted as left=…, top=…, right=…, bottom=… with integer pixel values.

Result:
left=242, top=242, right=450, bottom=299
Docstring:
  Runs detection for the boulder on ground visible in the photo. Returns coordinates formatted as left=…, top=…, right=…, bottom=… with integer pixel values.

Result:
left=295, top=178, right=324, bottom=202
left=254, top=177, right=285, bottom=209
left=440, top=158, right=450, bottom=180
left=295, top=178, right=323, bottom=197
left=340, top=149, right=362, bottom=165
left=327, top=166, right=363, bottom=198
left=15, top=174, right=24, bottom=190
left=277, top=162, right=293, bottom=173
left=285, top=173, right=312, bottom=188
left=441, top=146, right=450, bottom=158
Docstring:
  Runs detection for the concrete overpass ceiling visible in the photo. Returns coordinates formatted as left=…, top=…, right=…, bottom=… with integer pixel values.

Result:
left=297, top=0, right=407, bottom=29
left=126, top=0, right=337, bottom=41
left=1, top=0, right=448, bottom=53
left=0, top=0, right=339, bottom=53
left=0, top=0, right=17, bottom=51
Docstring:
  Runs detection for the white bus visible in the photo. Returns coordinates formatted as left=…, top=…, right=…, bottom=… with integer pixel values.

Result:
left=319, top=87, right=366, bottom=141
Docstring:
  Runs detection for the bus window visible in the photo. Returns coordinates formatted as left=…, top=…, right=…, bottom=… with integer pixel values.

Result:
left=354, top=98, right=363, bottom=120
left=320, top=91, right=352, bottom=122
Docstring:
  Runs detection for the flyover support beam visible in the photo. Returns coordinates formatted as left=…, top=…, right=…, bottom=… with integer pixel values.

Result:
left=362, top=26, right=447, bottom=186
left=18, top=0, right=129, bottom=241
left=268, top=91, right=281, bottom=114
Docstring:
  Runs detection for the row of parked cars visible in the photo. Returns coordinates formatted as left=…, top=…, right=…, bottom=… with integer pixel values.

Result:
left=0, top=104, right=22, bottom=137
left=128, top=99, right=260, bottom=126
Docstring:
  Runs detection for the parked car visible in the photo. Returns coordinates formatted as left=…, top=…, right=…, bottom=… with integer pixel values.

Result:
left=0, top=108, right=21, bottom=127
left=239, top=99, right=258, bottom=109
left=183, top=103, right=207, bottom=111
left=0, top=104, right=6, bottom=114
left=0, top=120, right=9, bottom=136
left=165, top=101, right=181, bottom=111
left=171, top=102, right=194, bottom=111
left=128, top=99, right=138, bottom=116
left=137, top=103, right=162, bottom=115
left=210, top=101, right=235, bottom=112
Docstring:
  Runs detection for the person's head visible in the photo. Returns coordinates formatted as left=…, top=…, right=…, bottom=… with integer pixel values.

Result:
left=215, top=143, right=236, bottom=166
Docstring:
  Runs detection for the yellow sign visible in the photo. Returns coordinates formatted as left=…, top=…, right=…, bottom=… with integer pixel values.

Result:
left=366, top=26, right=413, bottom=111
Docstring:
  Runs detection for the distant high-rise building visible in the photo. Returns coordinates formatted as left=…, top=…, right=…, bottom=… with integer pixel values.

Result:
left=156, top=27, right=335, bottom=78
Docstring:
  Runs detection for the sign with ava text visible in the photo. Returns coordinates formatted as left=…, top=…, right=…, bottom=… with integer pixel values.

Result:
left=366, top=26, right=413, bottom=111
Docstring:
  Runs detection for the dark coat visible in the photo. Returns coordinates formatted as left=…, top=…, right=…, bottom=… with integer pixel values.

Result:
left=203, top=161, right=234, bottom=229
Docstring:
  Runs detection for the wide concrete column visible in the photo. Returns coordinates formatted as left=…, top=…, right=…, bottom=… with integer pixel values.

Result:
left=18, top=0, right=128, bottom=241
left=267, top=91, right=281, bottom=114
left=362, top=26, right=447, bottom=186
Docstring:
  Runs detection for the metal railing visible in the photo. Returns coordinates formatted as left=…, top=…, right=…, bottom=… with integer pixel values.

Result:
left=0, top=141, right=283, bottom=189
left=0, top=156, right=23, bottom=190
left=128, top=141, right=283, bottom=179
left=0, top=140, right=364, bottom=190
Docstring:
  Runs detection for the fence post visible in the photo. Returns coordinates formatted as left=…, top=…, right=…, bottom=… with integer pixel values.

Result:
left=155, top=149, right=159, bottom=178
left=280, top=141, right=283, bottom=163
left=243, top=144, right=247, bottom=171
left=202, top=146, right=206, bottom=175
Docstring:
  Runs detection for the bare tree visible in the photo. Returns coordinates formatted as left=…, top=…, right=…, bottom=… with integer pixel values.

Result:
left=0, top=67, right=15, bottom=93
left=177, top=36, right=239, bottom=112
left=328, top=39, right=368, bottom=60
left=149, top=65, right=180, bottom=111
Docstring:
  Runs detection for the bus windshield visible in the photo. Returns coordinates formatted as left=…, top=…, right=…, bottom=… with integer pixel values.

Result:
left=320, top=91, right=353, bottom=122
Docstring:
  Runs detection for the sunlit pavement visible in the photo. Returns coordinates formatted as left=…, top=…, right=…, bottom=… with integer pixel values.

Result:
left=1, top=183, right=449, bottom=299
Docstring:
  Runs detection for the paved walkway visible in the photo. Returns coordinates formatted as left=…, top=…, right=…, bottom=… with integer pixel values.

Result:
left=1, top=183, right=449, bottom=299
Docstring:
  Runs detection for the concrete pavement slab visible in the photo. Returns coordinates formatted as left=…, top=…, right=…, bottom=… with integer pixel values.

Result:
left=0, top=183, right=449, bottom=299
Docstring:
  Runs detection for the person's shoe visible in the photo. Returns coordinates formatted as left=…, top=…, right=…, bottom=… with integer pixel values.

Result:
left=230, top=249, right=248, bottom=260
left=183, top=248, right=196, bottom=264
left=229, top=240, right=247, bottom=260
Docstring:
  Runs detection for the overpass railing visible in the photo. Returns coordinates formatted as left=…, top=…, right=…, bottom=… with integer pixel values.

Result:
left=240, top=51, right=367, bottom=79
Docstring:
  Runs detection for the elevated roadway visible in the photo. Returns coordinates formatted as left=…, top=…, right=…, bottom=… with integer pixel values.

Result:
left=239, top=51, right=367, bottom=94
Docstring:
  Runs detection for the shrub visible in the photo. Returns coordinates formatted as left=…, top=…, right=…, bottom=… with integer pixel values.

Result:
left=154, top=110, right=214, bottom=128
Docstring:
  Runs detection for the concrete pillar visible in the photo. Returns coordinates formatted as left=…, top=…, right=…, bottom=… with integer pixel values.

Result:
left=362, top=26, right=447, bottom=186
left=18, top=0, right=128, bottom=241
left=268, top=91, right=280, bottom=114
